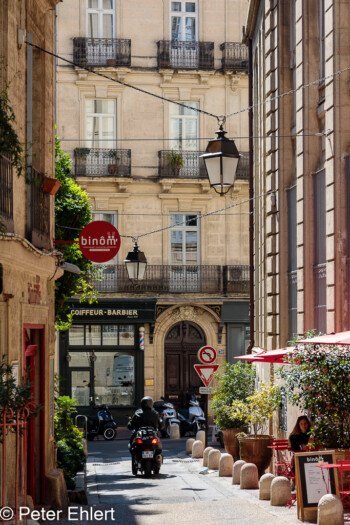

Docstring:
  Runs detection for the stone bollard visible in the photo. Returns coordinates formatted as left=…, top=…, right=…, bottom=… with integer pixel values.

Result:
left=259, top=473, right=275, bottom=500
left=208, top=449, right=221, bottom=470
left=270, top=476, right=292, bottom=506
left=169, top=423, right=180, bottom=439
left=317, top=494, right=343, bottom=525
left=240, top=463, right=259, bottom=489
left=203, top=447, right=213, bottom=467
left=186, top=438, right=195, bottom=455
left=192, top=440, right=204, bottom=458
left=232, top=460, right=246, bottom=484
left=219, top=453, right=233, bottom=477
left=196, top=430, right=205, bottom=445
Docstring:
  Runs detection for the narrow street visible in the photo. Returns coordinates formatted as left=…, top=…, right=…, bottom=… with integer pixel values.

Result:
left=53, top=435, right=304, bottom=525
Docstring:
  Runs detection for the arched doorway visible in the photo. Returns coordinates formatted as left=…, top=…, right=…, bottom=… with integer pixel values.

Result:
left=164, top=321, right=206, bottom=408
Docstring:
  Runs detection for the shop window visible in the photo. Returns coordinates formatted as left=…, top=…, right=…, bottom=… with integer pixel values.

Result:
left=86, top=324, right=101, bottom=345
left=69, top=325, right=85, bottom=345
left=95, top=352, right=135, bottom=406
left=71, top=370, right=91, bottom=406
left=102, top=325, right=118, bottom=345
left=68, top=352, right=90, bottom=367
left=119, top=325, right=135, bottom=346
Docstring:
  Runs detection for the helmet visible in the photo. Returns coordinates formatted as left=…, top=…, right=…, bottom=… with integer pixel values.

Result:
left=141, top=396, right=153, bottom=410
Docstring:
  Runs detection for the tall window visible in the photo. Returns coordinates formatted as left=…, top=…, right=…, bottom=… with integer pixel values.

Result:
left=171, top=1, right=197, bottom=42
left=290, top=0, right=297, bottom=129
left=287, top=185, right=298, bottom=339
left=319, top=0, right=325, bottom=82
left=314, top=170, right=327, bottom=333
left=170, top=214, right=199, bottom=265
left=170, top=102, right=198, bottom=151
left=87, top=0, right=114, bottom=39
left=86, top=99, right=116, bottom=149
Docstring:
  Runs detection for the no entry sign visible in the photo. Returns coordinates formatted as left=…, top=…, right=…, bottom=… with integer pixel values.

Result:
left=79, top=221, right=121, bottom=263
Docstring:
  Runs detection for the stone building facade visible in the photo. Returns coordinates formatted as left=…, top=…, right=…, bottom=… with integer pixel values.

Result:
left=0, top=0, right=64, bottom=510
left=244, top=0, right=350, bottom=434
left=56, top=0, right=251, bottom=422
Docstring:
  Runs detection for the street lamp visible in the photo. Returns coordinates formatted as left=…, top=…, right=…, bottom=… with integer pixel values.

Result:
left=200, top=119, right=241, bottom=196
left=124, top=240, right=147, bottom=281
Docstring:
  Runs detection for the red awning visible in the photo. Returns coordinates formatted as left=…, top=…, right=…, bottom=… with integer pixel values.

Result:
left=298, top=331, right=350, bottom=345
left=235, top=347, right=294, bottom=364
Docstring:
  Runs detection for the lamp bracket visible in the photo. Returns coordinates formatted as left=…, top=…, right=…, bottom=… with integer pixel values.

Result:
left=217, top=115, right=226, bottom=129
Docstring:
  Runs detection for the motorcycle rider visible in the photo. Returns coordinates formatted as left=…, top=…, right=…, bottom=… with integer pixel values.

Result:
left=128, top=396, right=160, bottom=444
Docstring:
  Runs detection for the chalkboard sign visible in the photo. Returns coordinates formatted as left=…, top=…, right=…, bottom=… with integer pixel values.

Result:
left=295, top=450, right=339, bottom=522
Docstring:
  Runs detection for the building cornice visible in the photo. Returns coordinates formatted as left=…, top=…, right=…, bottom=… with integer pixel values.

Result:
left=243, top=0, right=261, bottom=43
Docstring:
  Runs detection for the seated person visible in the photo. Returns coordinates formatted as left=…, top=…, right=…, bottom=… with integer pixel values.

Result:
left=289, top=415, right=312, bottom=452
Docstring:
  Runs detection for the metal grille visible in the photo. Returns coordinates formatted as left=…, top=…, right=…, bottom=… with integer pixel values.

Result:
left=288, top=270, right=298, bottom=340
left=236, top=154, right=249, bottom=180
left=279, top=387, right=288, bottom=432
left=31, top=167, right=50, bottom=238
left=220, top=42, right=249, bottom=70
left=73, top=38, right=131, bottom=67
left=158, top=150, right=206, bottom=179
left=90, top=264, right=249, bottom=294
left=314, top=263, right=327, bottom=333
left=0, top=154, right=13, bottom=220
left=157, top=40, right=214, bottom=70
left=74, top=148, right=131, bottom=177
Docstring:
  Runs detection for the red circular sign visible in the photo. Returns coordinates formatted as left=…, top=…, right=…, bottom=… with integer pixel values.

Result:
left=79, top=221, right=121, bottom=263
left=198, top=345, right=217, bottom=364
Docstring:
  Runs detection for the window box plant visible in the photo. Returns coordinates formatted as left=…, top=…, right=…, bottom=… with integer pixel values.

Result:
left=211, top=362, right=255, bottom=460
left=231, top=382, right=281, bottom=475
left=108, top=151, right=120, bottom=175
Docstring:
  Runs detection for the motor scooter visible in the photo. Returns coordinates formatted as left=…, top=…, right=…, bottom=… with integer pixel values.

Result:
left=85, top=402, right=117, bottom=441
left=178, top=395, right=205, bottom=437
left=129, top=427, right=163, bottom=477
left=153, top=398, right=180, bottom=438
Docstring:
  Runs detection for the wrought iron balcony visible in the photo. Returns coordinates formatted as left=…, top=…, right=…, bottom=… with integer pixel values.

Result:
left=31, top=167, right=51, bottom=248
left=157, top=40, right=214, bottom=70
left=220, top=42, right=248, bottom=70
left=73, top=38, right=131, bottom=68
left=74, top=148, right=131, bottom=177
left=90, top=264, right=249, bottom=294
left=236, top=153, right=249, bottom=180
left=0, top=154, right=13, bottom=226
left=158, top=150, right=206, bottom=179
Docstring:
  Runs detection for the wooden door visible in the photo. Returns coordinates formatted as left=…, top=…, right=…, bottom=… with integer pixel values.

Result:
left=164, top=321, right=205, bottom=408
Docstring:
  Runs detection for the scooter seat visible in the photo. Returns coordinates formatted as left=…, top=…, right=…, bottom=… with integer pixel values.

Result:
left=178, top=409, right=189, bottom=419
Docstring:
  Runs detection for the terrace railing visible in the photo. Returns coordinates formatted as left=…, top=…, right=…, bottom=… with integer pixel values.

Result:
left=73, top=38, right=131, bottom=67
left=30, top=167, right=50, bottom=248
left=74, top=148, right=131, bottom=177
left=0, top=154, right=13, bottom=227
left=158, top=150, right=206, bottom=179
left=157, top=40, right=214, bottom=70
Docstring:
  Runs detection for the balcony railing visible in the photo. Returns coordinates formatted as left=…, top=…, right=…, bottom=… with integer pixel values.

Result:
left=158, top=150, right=206, bottom=179
left=74, top=148, right=131, bottom=177
left=236, top=154, right=249, bottom=180
left=220, top=42, right=248, bottom=70
left=73, top=38, right=131, bottom=67
left=157, top=40, right=214, bottom=70
left=90, top=264, right=249, bottom=294
left=31, top=167, right=50, bottom=247
left=0, top=154, right=13, bottom=223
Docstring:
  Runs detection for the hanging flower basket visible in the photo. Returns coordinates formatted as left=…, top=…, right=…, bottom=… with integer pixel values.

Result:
left=42, top=176, right=61, bottom=195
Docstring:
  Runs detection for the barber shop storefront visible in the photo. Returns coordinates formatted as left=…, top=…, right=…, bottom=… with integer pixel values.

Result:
left=59, top=299, right=156, bottom=424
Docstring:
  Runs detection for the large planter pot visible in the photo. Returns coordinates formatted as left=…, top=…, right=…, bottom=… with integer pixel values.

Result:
left=222, top=428, right=247, bottom=461
left=238, top=435, right=273, bottom=476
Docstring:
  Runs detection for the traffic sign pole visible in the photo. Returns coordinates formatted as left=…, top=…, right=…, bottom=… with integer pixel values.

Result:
left=193, top=362, right=219, bottom=449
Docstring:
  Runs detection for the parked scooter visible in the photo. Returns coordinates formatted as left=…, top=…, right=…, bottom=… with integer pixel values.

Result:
left=129, top=427, right=163, bottom=477
left=85, top=401, right=117, bottom=441
left=178, top=395, right=206, bottom=437
left=153, top=397, right=180, bottom=438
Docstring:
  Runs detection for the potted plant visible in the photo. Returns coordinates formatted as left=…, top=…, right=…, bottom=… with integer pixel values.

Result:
left=42, top=175, right=61, bottom=195
left=108, top=151, right=120, bottom=175
left=277, top=331, right=350, bottom=456
left=232, top=382, right=281, bottom=475
left=165, top=149, right=184, bottom=177
left=211, top=362, right=255, bottom=460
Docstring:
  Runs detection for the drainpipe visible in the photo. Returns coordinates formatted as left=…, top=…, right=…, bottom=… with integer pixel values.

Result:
left=26, top=33, right=33, bottom=240
left=247, top=37, right=254, bottom=354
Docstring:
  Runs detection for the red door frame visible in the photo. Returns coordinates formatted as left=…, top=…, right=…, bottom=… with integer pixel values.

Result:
left=23, top=325, right=45, bottom=504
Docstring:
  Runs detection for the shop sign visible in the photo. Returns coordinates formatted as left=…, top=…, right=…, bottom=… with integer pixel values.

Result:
left=79, top=221, right=121, bottom=263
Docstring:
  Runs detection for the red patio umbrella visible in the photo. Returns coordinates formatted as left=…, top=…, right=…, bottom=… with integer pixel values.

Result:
left=298, top=331, right=350, bottom=345
left=235, top=347, right=295, bottom=364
